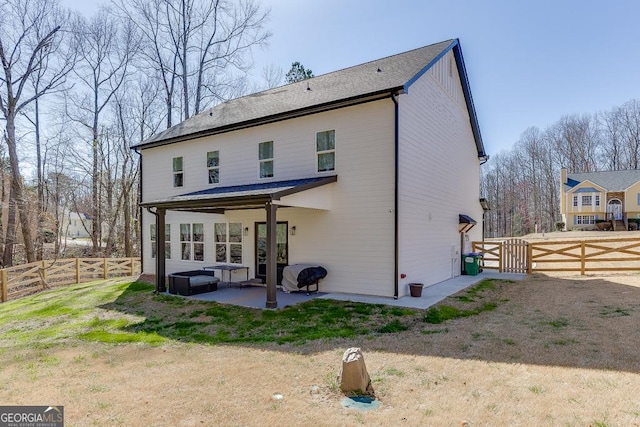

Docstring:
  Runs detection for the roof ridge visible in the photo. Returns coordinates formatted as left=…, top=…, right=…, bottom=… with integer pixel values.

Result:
left=196, top=39, right=457, bottom=115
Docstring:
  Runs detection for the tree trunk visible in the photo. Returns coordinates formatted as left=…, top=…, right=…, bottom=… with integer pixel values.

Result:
left=5, top=114, right=35, bottom=263
left=2, top=184, right=16, bottom=267
left=35, top=94, right=45, bottom=261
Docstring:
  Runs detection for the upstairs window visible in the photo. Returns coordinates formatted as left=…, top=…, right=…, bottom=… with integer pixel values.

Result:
left=582, top=195, right=592, bottom=206
left=258, top=141, right=274, bottom=178
left=207, top=151, right=220, bottom=184
left=316, top=130, right=335, bottom=172
left=595, top=195, right=600, bottom=206
left=173, top=157, right=183, bottom=187
left=572, top=195, right=578, bottom=207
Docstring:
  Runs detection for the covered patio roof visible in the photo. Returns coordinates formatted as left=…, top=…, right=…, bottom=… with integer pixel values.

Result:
left=144, top=175, right=337, bottom=308
left=141, top=175, right=337, bottom=212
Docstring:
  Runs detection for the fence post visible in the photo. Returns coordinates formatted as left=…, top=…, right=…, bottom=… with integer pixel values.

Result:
left=75, top=258, right=80, bottom=284
left=527, top=243, right=533, bottom=274
left=498, top=242, right=503, bottom=273
left=581, top=241, right=586, bottom=275
left=130, top=258, right=135, bottom=276
left=103, top=258, right=108, bottom=280
left=0, top=269, right=6, bottom=302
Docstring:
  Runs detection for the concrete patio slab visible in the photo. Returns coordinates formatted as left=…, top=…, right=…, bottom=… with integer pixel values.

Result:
left=321, top=271, right=525, bottom=309
left=183, top=271, right=524, bottom=310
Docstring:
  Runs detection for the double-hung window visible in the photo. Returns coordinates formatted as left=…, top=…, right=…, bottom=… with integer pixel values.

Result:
left=259, top=141, right=274, bottom=178
left=572, top=195, right=578, bottom=207
left=582, top=195, right=592, bottom=206
left=180, top=223, right=204, bottom=261
left=595, top=195, right=600, bottom=207
left=316, top=130, right=335, bottom=172
left=214, top=222, right=243, bottom=264
left=173, top=157, right=184, bottom=187
left=207, top=151, right=220, bottom=184
left=150, top=224, right=171, bottom=259
left=576, top=215, right=595, bottom=225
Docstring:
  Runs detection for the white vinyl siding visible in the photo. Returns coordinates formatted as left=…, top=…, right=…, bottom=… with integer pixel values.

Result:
left=141, top=101, right=395, bottom=296
left=397, top=49, right=482, bottom=295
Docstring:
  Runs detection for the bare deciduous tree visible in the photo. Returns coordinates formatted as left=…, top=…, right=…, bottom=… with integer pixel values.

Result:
left=67, top=8, right=138, bottom=256
left=0, top=0, right=75, bottom=265
left=114, top=0, right=271, bottom=127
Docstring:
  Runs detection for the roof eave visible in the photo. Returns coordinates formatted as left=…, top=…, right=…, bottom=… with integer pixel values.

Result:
left=131, top=90, right=402, bottom=150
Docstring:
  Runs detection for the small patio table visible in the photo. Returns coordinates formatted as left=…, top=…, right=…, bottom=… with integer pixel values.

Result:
left=204, top=264, right=249, bottom=287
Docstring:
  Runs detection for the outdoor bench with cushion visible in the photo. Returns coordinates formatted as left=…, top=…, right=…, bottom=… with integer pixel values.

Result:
left=168, top=270, right=219, bottom=296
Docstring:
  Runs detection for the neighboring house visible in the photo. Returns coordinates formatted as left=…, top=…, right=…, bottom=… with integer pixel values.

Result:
left=61, top=212, right=92, bottom=238
left=560, top=168, right=640, bottom=230
left=132, top=38, right=488, bottom=307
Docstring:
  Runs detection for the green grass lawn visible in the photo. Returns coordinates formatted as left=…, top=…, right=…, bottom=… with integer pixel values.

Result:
left=0, top=278, right=507, bottom=350
left=0, top=279, right=421, bottom=348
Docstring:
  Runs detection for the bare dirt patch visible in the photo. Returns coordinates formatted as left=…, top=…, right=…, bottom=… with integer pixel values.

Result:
left=2, top=274, right=640, bottom=426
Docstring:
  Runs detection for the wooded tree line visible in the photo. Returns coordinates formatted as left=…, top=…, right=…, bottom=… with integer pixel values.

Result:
left=0, top=0, right=272, bottom=266
left=482, top=99, right=640, bottom=237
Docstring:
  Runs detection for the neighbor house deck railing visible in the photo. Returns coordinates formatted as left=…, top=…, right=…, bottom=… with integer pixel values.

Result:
left=0, top=257, right=142, bottom=302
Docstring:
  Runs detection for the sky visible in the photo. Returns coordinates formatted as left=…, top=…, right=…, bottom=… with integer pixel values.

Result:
left=62, top=0, right=640, bottom=156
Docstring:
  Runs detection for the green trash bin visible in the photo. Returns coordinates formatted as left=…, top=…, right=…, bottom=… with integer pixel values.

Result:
left=463, top=253, right=482, bottom=276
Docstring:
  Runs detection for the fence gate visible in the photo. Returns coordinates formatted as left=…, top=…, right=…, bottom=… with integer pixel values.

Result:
left=502, top=238, right=528, bottom=273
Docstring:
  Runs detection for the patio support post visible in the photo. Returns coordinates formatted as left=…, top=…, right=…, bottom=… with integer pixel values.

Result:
left=265, top=201, right=278, bottom=308
left=156, top=208, right=167, bottom=293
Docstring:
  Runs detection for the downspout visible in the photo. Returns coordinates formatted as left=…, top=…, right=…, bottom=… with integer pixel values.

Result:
left=391, top=93, right=399, bottom=299
left=133, top=147, right=143, bottom=273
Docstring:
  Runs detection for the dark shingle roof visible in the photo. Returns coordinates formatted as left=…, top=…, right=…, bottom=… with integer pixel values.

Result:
left=140, top=176, right=337, bottom=210
left=133, top=39, right=484, bottom=156
left=567, top=170, right=640, bottom=191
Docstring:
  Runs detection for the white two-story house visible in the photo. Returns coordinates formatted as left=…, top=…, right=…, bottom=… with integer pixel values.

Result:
left=132, top=38, right=488, bottom=308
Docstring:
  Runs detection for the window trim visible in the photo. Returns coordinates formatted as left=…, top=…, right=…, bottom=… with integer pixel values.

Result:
left=316, top=129, right=336, bottom=173
left=575, top=215, right=596, bottom=225
left=150, top=223, right=171, bottom=259
left=180, top=223, right=204, bottom=262
left=173, top=157, right=184, bottom=187
left=207, top=151, right=220, bottom=185
left=214, top=222, right=243, bottom=264
left=258, top=141, right=274, bottom=179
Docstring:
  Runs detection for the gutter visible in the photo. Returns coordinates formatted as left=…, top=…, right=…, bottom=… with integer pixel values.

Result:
left=391, top=92, right=399, bottom=299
